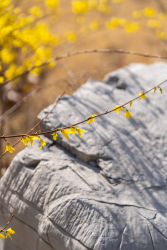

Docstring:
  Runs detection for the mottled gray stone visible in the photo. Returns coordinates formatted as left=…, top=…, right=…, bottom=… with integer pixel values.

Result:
left=1, top=62, right=167, bottom=249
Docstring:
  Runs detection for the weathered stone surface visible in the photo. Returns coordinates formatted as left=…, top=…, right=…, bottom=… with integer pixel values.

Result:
left=1, top=62, right=167, bottom=249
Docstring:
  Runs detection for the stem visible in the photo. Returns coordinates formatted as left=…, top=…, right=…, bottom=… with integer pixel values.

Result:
left=0, top=214, right=14, bottom=232
left=0, top=78, right=166, bottom=140
left=2, top=49, right=167, bottom=87
left=0, top=91, right=65, bottom=159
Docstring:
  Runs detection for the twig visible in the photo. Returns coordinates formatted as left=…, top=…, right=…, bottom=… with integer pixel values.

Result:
left=1, top=78, right=166, bottom=140
left=2, top=49, right=167, bottom=87
left=0, top=91, right=65, bottom=159
left=28, top=91, right=65, bottom=134
left=57, top=62, right=78, bottom=89
left=0, top=77, right=68, bottom=122
left=0, top=59, right=118, bottom=123
left=0, top=214, right=14, bottom=232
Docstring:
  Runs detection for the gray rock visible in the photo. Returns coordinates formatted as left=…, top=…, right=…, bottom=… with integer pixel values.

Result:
left=1, top=62, right=167, bottom=249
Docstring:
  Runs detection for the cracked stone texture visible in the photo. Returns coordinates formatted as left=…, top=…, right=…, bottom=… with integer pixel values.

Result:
left=1, top=62, right=167, bottom=249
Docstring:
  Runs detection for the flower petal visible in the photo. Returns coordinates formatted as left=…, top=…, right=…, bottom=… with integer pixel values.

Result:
left=0, top=234, right=5, bottom=239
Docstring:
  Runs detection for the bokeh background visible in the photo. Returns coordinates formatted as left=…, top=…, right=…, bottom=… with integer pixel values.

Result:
left=0, top=0, right=167, bottom=174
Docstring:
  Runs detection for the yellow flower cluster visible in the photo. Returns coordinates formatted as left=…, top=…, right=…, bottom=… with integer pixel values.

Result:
left=105, top=17, right=127, bottom=29
left=139, top=91, right=147, bottom=100
left=144, top=7, right=156, bottom=17
left=87, top=114, right=97, bottom=124
left=64, top=31, right=77, bottom=43
left=0, top=228, right=15, bottom=240
left=4, top=85, right=164, bottom=155
left=52, top=126, right=88, bottom=141
left=89, top=21, right=100, bottom=31
left=148, top=19, right=162, bottom=28
left=72, top=0, right=111, bottom=15
left=5, top=119, right=95, bottom=154
left=46, top=0, right=59, bottom=9
left=5, top=143, right=15, bottom=154
left=0, top=0, right=59, bottom=85
left=156, top=30, right=167, bottom=40
left=112, top=105, right=133, bottom=120
left=67, top=126, right=88, bottom=138
left=125, top=22, right=140, bottom=33
left=110, top=89, right=161, bottom=122
left=131, top=6, right=167, bottom=41
left=5, top=135, right=47, bottom=154
left=105, top=17, right=140, bottom=33
left=72, top=0, right=88, bottom=14
left=133, top=7, right=156, bottom=18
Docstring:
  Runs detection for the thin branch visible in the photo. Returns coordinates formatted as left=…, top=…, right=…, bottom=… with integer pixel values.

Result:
left=0, top=91, right=65, bottom=159
left=57, top=62, right=78, bottom=89
left=28, top=91, right=65, bottom=134
left=0, top=214, right=14, bottom=232
left=1, top=78, right=166, bottom=140
left=0, top=59, right=118, bottom=123
left=2, top=49, right=167, bottom=87
left=0, top=77, right=68, bottom=122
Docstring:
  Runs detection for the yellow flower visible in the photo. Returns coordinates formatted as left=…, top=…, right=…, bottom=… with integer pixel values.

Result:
left=52, top=132, right=58, bottom=140
left=144, top=7, right=156, bottom=17
left=72, top=0, right=88, bottom=14
left=5, top=228, right=15, bottom=241
left=13, top=7, right=21, bottom=14
left=29, top=7, right=43, bottom=17
left=0, top=234, right=5, bottom=239
left=5, top=64, right=16, bottom=80
left=130, top=101, right=132, bottom=107
left=148, top=19, right=161, bottom=28
left=139, top=91, right=147, bottom=100
left=29, top=137, right=34, bottom=146
left=154, top=87, right=156, bottom=93
left=97, top=3, right=110, bottom=14
left=124, top=109, right=133, bottom=120
left=65, top=31, right=77, bottom=43
left=0, top=76, right=4, bottom=84
left=59, top=129, right=69, bottom=140
left=87, top=114, right=97, bottom=124
left=21, top=137, right=29, bottom=146
left=112, top=105, right=124, bottom=114
left=89, top=21, right=99, bottom=30
left=156, top=31, right=167, bottom=40
left=25, top=135, right=39, bottom=146
left=125, top=22, right=140, bottom=33
left=46, top=0, right=59, bottom=8
left=105, top=17, right=120, bottom=29
left=88, top=0, right=98, bottom=9
left=67, top=126, right=88, bottom=138
left=40, top=138, right=46, bottom=149
left=31, top=136, right=39, bottom=140
left=5, top=143, right=15, bottom=153
left=159, top=87, right=163, bottom=94
left=76, top=128, right=88, bottom=138
left=66, top=126, right=76, bottom=134
left=113, top=0, right=124, bottom=2
left=1, top=48, right=16, bottom=63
